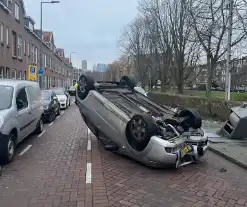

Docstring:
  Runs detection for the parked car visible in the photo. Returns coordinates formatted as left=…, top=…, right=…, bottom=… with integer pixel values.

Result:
left=67, top=86, right=76, bottom=96
left=75, top=75, right=208, bottom=168
left=0, top=80, right=44, bottom=164
left=52, top=87, right=71, bottom=109
left=42, top=90, right=60, bottom=122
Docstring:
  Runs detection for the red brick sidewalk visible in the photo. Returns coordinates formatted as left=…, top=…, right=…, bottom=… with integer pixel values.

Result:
left=1, top=105, right=247, bottom=207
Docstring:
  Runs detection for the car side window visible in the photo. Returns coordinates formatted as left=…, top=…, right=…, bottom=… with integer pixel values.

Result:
left=16, top=88, right=28, bottom=111
left=26, top=86, right=38, bottom=104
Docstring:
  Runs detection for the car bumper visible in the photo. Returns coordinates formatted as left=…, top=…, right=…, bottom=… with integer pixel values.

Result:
left=59, top=102, right=67, bottom=109
left=139, top=136, right=209, bottom=168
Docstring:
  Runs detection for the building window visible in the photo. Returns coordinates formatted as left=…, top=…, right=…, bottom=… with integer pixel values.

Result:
left=17, top=34, right=22, bottom=58
left=23, top=71, right=27, bottom=80
left=29, top=22, right=34, bottom=31
left=27, top=41, right=30, bottom=56
left=44, top=54, right=47, bottom=67
left=12, top=31, right=17, bottom=56
left=12, top=69, right=17, bottom=79
left=5, top=67, right=10, bottom=78
left=6, top=26, right=9, bottom=45
left=0, top=22, right=3, bottom=44
left=0, top=67, right=4, bottom=79
left=18, top=71, right=22, bottom=80
left=15, top=4, right=20, bottom=21
left=35, top=47, right=38, bottom=64
left=23, top=40, right=26, bottom=54
left=30, top=44, right=34, bottom=61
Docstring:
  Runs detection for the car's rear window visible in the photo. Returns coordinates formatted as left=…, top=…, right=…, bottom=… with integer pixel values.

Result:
left=42, top=91, right=50, bottom=100
left=0, top=85, right=14, bottom=110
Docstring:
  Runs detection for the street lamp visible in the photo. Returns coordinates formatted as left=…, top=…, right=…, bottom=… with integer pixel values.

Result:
left=40, top=1, right=60, bottom=89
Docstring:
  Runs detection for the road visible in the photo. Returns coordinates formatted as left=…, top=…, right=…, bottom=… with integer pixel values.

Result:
left=1, top=103, right=247, bottom=207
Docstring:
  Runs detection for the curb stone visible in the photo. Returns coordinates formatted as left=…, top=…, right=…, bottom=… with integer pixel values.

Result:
left=208, top=146, right=247, bottom=170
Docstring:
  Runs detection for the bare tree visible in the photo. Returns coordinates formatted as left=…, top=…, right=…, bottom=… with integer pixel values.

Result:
left=167, top=0, right=202, bottom=93
left=118, top=16, right=149, bottom=86
left=186, top=0, right=247, bottom=97
left=138, top=0, right=174, bottom=91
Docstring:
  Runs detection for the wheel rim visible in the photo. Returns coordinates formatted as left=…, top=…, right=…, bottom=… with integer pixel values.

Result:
left=8, top=138, right=14, bottom=158
left=79, top=77, right=87, bottom=93
left=130, top=117, right=146, bottom=141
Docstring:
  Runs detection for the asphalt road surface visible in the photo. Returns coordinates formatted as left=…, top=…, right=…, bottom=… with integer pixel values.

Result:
left=0, top=103, right=247, bottom=207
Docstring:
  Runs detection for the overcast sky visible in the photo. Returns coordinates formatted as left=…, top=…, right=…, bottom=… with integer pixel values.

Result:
left=23, top=0, right=138, bottom=69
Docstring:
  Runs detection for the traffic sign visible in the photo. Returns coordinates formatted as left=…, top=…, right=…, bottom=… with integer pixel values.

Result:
left=28, top=65, right=37, bottom=81
left=37, top=68, right=44, bottom=76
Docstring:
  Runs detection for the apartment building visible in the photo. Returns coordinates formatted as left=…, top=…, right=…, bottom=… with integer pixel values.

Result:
left=0, top=0, right=74, bottom=88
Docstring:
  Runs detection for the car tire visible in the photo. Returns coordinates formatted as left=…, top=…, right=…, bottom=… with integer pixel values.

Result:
left=126, top=114, right=156, bottom=152
left=35, top=118, right=44, bottom=134
left=120, top=76, right=136, bottom=89
left=177, top=108, right=202, bottom=129
left=0, top=132, right=16, bottom=164
left=77, top=75, right=95, bottom=100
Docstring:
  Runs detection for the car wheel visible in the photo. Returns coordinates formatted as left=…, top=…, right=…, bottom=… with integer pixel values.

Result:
left=77, top=75, right=95, bottom=100
left=35, top=118, right=44, bottom=134
left=0, top=132, right=16, bottom=164
left=120, top=76, right=136, bottom=89
left=126, top=114, right=156, bottom=152
left=177, top=108, right=202, bottom=129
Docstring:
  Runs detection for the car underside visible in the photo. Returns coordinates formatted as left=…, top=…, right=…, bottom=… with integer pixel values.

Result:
left=76, top=75, right=209, bottom=168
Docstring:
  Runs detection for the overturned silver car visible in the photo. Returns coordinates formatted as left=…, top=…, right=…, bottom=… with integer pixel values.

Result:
left=76, top=75, right=209, bottom=168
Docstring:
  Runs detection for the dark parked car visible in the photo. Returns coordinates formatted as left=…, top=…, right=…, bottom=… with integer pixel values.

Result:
left=67, top=86, right=76, bottom=96
left=42, top=90, right=60, bottom=122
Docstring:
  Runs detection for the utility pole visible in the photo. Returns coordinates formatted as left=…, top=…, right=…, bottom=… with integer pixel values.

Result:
left=225, top=0, right=234, bottom=101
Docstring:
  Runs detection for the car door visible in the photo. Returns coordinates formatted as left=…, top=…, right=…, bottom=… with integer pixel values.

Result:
left=26, top=86, right=40, bottom=132
left=15, top=87, right=33, bottom=141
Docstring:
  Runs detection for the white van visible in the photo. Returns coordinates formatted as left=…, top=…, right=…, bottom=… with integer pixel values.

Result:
left=0, top=80, right=44, bottom=164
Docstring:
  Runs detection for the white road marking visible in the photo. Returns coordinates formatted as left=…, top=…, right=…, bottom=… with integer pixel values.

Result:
left=87, top=128, right=91, bottom=140
left=48, top=122, right=54, bottom=126
left=56, top=115, right=60, bottom=120
left=87, top=140, right=91, bottom=151
left=37, top=130, right=46, bottom=138
left=86, top=163, right=92, bottom=184
left=19, top=145, right=32, bottom=156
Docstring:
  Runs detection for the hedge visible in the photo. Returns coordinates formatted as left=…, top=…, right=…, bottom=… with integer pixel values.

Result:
left=147, top=92, right=242, bottom=120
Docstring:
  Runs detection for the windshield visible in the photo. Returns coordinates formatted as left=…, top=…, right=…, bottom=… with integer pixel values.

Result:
left=0, top=85, right=14, bottom=110
left=42, top=91, right=50, bottom=100
left=53, top=88, right=65, bottom=95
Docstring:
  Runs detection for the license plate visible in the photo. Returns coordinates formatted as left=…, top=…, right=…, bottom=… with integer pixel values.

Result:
left=180, top=145, right=193, bottom=158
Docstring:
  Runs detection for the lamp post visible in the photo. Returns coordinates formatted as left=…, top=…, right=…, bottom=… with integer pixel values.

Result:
left=225, top=0, right=234, bottom=100
left=69, top=52, right=76, bottom=86
left=40, top=1, right=60, bottom=89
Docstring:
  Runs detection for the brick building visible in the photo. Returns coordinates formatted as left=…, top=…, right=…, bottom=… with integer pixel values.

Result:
left=0, top=0, right=74, bottom=88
